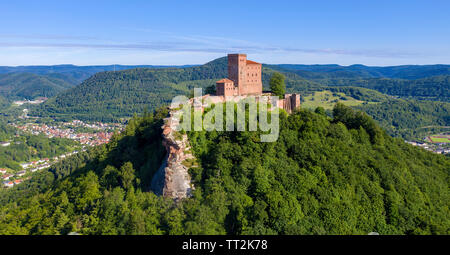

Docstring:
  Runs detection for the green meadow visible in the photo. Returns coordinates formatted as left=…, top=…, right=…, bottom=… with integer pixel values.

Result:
left=301, top=90, right=375, bottom=110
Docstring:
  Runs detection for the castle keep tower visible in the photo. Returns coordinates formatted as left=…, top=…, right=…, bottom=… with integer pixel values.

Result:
left=215, top=53, right=301, bottom=113
left=216, top=54, right=262, bottom=96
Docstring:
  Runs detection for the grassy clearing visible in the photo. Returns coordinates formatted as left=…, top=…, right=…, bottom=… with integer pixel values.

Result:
left=428, top=135, right=450, bottom=143
left=301, top=90, right=376, bottom=110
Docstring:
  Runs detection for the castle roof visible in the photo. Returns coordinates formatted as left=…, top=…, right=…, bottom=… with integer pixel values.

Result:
left=216, top=78, right=234, bottom=83
left=246, top=60, right=261, bottom=65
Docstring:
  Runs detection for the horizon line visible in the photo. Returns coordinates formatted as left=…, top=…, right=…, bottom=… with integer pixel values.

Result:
left=1, top=62, right=449, bottom=68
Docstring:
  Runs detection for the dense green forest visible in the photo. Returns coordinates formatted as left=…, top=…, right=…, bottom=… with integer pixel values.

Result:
left=0, top=72, right=78, bottom=100
left=0, top=64, right=198, bottom=102
left=0, top=60, right=448, bottom=118
left=269, top=64, right=450, bottom=102
left=0, top=105, right=448, bottom=235
left=356, top=99, right=450, bottom=140
left=29, top=58, right=450, bottom=129
left=0, top=120, right=15, bottom=141
left=313, top=75, right=450, bottom=102
left=0, top=64, right=194, bottom=84
left=0, top=95, right=10, bottom=112
left=31, top=58, right=233, bottom=122
left=270, top=64, right=450, bottom=80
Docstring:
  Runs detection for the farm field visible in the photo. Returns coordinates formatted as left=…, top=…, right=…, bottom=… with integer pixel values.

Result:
left=301, top=90, right=375, bottom=110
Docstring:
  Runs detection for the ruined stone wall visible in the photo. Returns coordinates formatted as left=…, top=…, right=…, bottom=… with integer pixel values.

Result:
left=277, top=94, right=301, bottom=114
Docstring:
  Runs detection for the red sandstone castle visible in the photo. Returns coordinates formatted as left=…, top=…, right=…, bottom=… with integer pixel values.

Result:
left=215, top=53, right=301, bottom=113
left=216, top=54, right=263, bottom=96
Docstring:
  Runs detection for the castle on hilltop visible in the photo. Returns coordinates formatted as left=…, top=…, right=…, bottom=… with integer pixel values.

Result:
left=216, top=53, right=301, bottom=113
left=216, top=54, right=262, bottom=96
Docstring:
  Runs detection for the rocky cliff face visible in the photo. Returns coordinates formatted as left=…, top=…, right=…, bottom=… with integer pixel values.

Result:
left=150, top=93, right=300, bottom=200
left=150, top=105, right=195, bottom=200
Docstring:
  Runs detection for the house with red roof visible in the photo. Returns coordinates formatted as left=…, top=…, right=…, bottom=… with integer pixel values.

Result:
left=2, top=174, right=12, bottom=181
left=3, top=181, right=14, bottom=188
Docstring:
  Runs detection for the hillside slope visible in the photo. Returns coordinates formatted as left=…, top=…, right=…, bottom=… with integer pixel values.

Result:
left=0, top=105, right=448, bottom=235
left=356, top=99, right=450, bottom=139
left=34, top=57, right=318, bottom=122
left=32, top=57, right=450, bottom=123
left=270, top=64, right=450, bottom=101
left=315, top=75, right=450, bottom=102
left=271, top=64, right=450, bottom=80
left=0, top=64, right=195, bottom=84
left=0, top=72, right=77, bottom=100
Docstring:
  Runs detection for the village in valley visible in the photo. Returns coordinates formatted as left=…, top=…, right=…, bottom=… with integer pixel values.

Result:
left=1, top=150, right=80, bottom=188
left=11, top=120, right=121, bottom=146
left=405, top=131, right=450, bottom=155
left=1, top=118, right=125, bottom=188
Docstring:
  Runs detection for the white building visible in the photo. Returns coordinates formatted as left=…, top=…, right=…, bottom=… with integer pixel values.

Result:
left=17, top=170, right=27, bottom=177
left=20, top=163, right=32, bottom=169
left=0, top=142, right=11, bottom=147
left=2, top=174, right=12, bottom=181
left=3, top=181, right=14, bottom=188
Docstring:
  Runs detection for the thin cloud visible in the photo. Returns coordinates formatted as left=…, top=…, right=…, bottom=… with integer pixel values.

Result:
left=0, top=33, right=100, bottom=41
left=280, top=47, right=421, bottom=58
left=0, top=31, right=420, bottom=58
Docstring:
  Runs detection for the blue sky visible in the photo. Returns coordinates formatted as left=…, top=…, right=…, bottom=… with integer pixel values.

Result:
left=1, top=0, right=449, bottom=66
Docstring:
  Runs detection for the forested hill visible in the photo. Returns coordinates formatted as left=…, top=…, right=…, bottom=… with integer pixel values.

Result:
left=30, top=57, right=450, bottom=122
left=0, top=64, right=195, bottom=84
left=313, top=75, right=450, bottom=102
left=269, top=64, right=450, bottom=102
left=356, top=99, right=450, bottom=139
left=270, top=64, right=450, bottom=80
left=32, top=58, right=228, bottom=121
left=0, top=105, right=448, bottom=235
left=2, top=61, right=449, bottom=105
left=33, top=57, right=317, bottom=122
left=0, top=64, right=197, bottom=102
left=0, top=95, right=9, bottom=109
left=0, top=72, right=77, bottom=100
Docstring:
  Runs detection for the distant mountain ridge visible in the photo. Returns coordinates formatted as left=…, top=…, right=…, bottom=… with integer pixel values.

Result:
left=0, top=64, right=197, bottom=102
left=33, top=57, right=319, bottom=121
left=2, top=63, right=448, bottom=83
left=0, top=64, right=197, bottom=84
left=0, top=72, right=77, bottom=100
left=270, top=64, right=450, bottom=80
left=30, top=57, right=450, bottom=121
left=270, top=64, right=450, bottom=102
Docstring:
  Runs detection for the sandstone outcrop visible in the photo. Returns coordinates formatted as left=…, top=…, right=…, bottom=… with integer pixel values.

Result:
left=151, top=105, right=196, bottom=200
left=151, top=92, right=299, bottom=200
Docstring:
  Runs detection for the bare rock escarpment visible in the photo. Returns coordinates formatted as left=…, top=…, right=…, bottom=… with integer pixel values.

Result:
left=151, top=104, right=196, bottom=200
left=150, top=93, right=299, bottom=200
